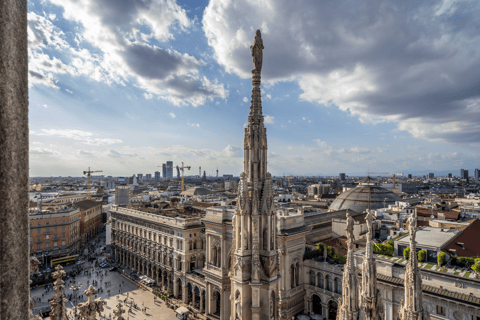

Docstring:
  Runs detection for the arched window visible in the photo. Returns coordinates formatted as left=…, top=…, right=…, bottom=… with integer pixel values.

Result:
left=337, top=278, right=342, bottom=294
left=327, top=275, right=333, bottom=291
left=310, top=271, right=316, bottom=286
left=290, top=264, right=296, bottom=288
left=194, top=241, right=197, bottom=250
left=317, top=273, right=323, bottom=288
left=295, top=262, right=300, bottom=286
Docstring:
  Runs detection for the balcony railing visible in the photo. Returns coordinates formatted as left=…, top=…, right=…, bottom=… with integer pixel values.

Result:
left=43, top=231, right=51, bottom=235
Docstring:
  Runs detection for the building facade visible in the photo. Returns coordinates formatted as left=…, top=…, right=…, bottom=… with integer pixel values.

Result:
left=76, top=200, right=103, bottom=244
left=29, top=206, right=81, bottom=263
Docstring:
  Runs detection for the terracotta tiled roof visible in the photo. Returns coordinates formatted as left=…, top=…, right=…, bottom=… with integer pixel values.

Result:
left=322, top=236, right=348, bottom=256
left=417, top=220, right=430, bottom=227
left=442, top=219, right=480, bottom=258
left=414, top=208, right=460, bottom=220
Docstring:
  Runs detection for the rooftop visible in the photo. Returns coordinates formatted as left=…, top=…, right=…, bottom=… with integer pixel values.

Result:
left=442, top=219, right=480, bottom=257
left=76, top=199, right=102, bottom=210
left=397, top=227, right=458, bottom=248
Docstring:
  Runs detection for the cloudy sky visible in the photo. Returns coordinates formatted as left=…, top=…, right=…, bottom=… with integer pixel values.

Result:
left=28, top=0, right=480, bottom=177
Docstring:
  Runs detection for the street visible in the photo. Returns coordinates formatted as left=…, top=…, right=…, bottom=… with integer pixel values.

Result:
left=30, top=234, right=177, bottom=319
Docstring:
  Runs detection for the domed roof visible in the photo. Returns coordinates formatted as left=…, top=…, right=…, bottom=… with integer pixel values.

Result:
left=330, top=178, right=402, bottom=213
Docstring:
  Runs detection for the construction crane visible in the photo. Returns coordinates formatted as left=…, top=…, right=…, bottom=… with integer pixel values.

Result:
left=83, top=167, right=103, bottom=200
left=368, top=172, right=404, bottom=184
left=288, top=175, right=294, bottom=187
left=176, top=162, right=191, bottom=192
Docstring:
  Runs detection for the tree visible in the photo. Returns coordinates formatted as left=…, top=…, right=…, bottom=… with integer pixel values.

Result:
left=317, top=243, right=326, bottom=252
left=403, top=247, right=410, bottom=259
left=471, top=262, right=480, bottom=275
left=327, top=246, right=334, bottom=258
left=418, top=250, right=427, bottom=262
left=438, top=252, right=446, bottom=266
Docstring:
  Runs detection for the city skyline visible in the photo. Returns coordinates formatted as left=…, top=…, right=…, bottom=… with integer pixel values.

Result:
left=28, top=0, right=480, bottom=177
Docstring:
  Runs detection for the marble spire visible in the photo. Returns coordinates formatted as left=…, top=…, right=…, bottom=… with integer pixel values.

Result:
left=398, top=209, right=431, bottom=320
left=361, top=210, right=384, bottom=320
left=49, top=265, right=68, bottom=320
left=230, top=29, right=278, bottom=320
left=336, top=212, right=360, bottom=320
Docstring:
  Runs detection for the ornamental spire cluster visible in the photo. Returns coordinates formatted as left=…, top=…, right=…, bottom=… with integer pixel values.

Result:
left=361, top=210, right=384, bottom=320
left=337, top=212, right=360, bottom=320
left=230, top=30, right=278, bottom=320
left=399, top=210, right=431, bottom=320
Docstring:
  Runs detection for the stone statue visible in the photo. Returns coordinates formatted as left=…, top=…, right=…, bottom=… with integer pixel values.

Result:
left=270, top=299, right=274, bottom=319
left=250, top=29, right=264, bottom=72
left=243, top=229, right=248, bottom=250
left=365, top=209, right=376, bottom=237
left=345, top=211, right=355, bottom=242
left=235, top=293, right=242, bottom=319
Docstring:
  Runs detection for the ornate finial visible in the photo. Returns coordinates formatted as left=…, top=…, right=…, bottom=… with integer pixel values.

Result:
left=113, top=302, right=126, bottom=320
left=49, top=265, right=68, bottom=320
left=250, top=29, right=264, bottom=72
left=78, top=285, right=106, bottom=320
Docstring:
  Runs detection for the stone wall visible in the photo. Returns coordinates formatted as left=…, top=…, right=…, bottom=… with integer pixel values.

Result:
left=0, top=1, right=30, bottom=319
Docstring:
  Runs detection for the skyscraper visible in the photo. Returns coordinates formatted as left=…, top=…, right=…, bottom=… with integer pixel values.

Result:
left=145, top=173, right=151, bottom=181
left=460, top=169, right=469, bottom=180
left=137, top=173, right=143, bottom=181
left=166, top=161, right=173, bottom=178
left=427, top=172, right=434, bottom=180
left=231, top=30, right=278, bottom=320
left=154, top=171, right=160, bottom=182
left=475, top=169, right=480, bottom=181
left=339, top=173, right=346, bottom=181
left=162, top=164, right=167, bottom=178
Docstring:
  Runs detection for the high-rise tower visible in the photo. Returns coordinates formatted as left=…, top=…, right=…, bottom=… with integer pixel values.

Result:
left=230, top=30, right=278, bottom=320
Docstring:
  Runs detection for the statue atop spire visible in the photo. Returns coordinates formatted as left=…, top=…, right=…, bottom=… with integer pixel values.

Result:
left=361, top=209, right=384, bottom=320
left=231, top=30, right=277, bottom=320
left=250, top=30, right=264, bottom=72
left=399, top=209, right=431, bottom=320
left=336, top=215, right=360, bottom=320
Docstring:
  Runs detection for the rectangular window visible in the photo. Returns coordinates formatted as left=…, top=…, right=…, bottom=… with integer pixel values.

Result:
left=54, top=227, right=57, bottom=232
left=54, top=242, right=57, bottom=247
left=62, top=241, right=65, bottom=246
left=46, top=235, right=49, bottom=240
left=37, top=244, right=41, bottom=249
left=62, top=233, right=65, bottom=238
left=46, top=243, right=50, bottom=248
left=30, top=229, right=32, bottom=234
left=62, top=226, right=65, bottom=231
left=37, top=229, right=40, bottom=234
left=436, top=306, right=446, bottom=316
left=29, top=237, right=32, bottom=242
